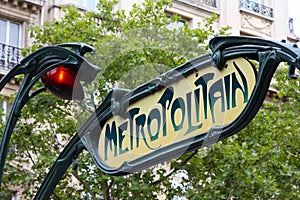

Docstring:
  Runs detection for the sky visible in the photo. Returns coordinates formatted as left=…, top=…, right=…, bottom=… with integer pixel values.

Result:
left=289, top=0, right=300, bottom=37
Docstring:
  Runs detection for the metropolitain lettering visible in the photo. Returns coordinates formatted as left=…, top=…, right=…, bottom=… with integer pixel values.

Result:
left=103, top=62, right=249, bottom=161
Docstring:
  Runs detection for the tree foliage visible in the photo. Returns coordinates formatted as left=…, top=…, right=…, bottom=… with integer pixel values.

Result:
left=1, top=0, right=299, bottom=199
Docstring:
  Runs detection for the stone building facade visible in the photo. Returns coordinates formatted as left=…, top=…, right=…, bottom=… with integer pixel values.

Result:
left=1, top=0, right=298, bottom=78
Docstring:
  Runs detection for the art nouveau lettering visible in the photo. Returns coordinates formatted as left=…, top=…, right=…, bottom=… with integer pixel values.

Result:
left=99, top=58, right=256, bottom=167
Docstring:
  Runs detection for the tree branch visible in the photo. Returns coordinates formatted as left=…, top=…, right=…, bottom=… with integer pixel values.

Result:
left=52, top=192, right=62, bottom=200
left=72, top=171, right=97, bottom=200
left=106, top=178, right=114, bottom=196
left=25, top=149, right=36, bottom=165
left=151, top=150, right=198, bottom=185
left=53, top=105, right=73, bottom=117
left=101, top=179, right=110, bottom=200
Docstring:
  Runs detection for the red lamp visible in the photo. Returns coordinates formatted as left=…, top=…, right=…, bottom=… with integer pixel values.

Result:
left=41, top=66, right=84, bottom=100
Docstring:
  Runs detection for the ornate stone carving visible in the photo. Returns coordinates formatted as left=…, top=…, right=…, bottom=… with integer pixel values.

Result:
left=241, top=13, right=272, bottom=36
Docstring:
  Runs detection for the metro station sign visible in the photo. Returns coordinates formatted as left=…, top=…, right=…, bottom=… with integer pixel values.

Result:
left=80, top=36, right=300, bottom=175
left=100, top=57, right=256, bottom=168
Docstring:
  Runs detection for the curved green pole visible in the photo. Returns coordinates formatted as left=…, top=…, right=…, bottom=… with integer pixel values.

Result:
left=0, top=43, right=100, bottom=190
left=34, top=133, right=84, bottom=200
left=34, top=36, right=300, bottom=199
left=0, top=57, right=78, bottom=189
left=0, top=72, right=35, bottom=188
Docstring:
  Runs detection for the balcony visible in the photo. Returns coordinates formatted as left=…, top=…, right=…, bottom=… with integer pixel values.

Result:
left=1, top=0, right=45, bottom=6
left=0, top=0, right=45, bottom=13
left=0, top=43, right=22, bottom=71
left=240, top=0, right=273, bottom=18
left=176, top=0, right=217, bottom=8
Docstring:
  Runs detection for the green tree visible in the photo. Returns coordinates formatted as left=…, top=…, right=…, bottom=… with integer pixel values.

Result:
left=181, top=67, right=300, bottom=199
left=1, top=0, right=299, bottom=199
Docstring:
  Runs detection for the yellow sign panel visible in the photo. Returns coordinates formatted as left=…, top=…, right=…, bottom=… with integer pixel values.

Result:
left=98, top=58, right=256, bottom=168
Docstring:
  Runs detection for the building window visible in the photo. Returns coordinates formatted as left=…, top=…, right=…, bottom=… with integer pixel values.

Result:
left=167, top=19, right=186, bottom=29
left=252, top=0, right=264, bottom=4
left=0, top=19, right=20, bottom=48
left=289, top=18, right=294, bottom=34
left=0, top=100, right=12, bottom=121
left=79, top=0, right=97, bottom=12
left=0, top=20, right=7, bottom=44
left=0, top=19, right=22, bottom=70
left=86, top=0, right=96, bottom=11
left=166, top=15, right=190, bottom=29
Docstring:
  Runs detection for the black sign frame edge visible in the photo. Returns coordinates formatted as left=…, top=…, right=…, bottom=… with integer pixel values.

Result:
left=80, top=54, right=213, bottom=175
left=82, top=36, right=299, bottom=175
left=85, top=56, right=261, bottom=175
left=34, top=36, right=300, bottom=199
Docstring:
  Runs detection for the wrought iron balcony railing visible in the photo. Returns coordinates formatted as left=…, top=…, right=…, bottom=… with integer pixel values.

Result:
left=240, top=0, right=273, bottom=18
left=0, top=43, right=22, bottom=70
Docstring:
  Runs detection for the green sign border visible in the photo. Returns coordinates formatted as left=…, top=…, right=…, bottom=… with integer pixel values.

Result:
left=35, top=36, right=300, bottom=199
left=80, top=36, right=298, bottom=175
